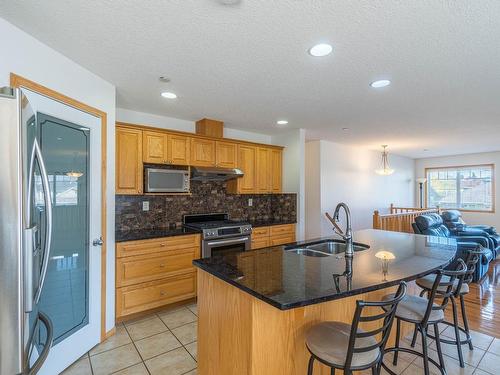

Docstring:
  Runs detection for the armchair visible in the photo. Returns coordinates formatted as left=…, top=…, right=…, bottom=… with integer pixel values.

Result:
left=441, top=210, right=500, bottom=257
left=413, top=213, right=493, bottom=281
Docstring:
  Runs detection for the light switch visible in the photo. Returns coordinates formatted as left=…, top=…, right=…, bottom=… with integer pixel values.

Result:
left=248, top=198, right=253, bottom=207
left=142, top=201, right=150, bottom=211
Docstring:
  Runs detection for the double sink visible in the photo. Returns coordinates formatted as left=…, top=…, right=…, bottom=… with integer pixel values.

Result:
left=285, top=239, right=370, bottom=257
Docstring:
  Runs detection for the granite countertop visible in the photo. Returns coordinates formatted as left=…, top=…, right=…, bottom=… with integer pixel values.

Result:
left=115, top=227, right=200, bottom=242
left=193, top=229, right=457, bottom=310
left=116, top=220, right=297, bottom=242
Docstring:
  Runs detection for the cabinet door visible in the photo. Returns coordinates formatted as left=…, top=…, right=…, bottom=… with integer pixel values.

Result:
left=215, top=141, right=237, bottom=168
left=190, top=138, right=216, bottom=167
left=116, top=127, right=143, bottom=194
left=256, top=147, right=271, bottom=193
left=270, top=149, right=282, bottom=193
left=168, top=134, right=190, bottom=165
left=143, top=131, right=168, bottom=164
left=237, top=145, right=257, bottom=193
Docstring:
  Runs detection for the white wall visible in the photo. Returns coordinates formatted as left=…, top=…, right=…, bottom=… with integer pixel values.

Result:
left=415, top=151, right=500, bottom=228
left=116, top=108, right=272, bottom=144
left=271, top=129, right=306, bottom=240
left=0, top=17, right=117, bottom=332
left=305, top=140, right=415, bottom=238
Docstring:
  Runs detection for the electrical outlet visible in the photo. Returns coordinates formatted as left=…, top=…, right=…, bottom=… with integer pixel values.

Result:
left=248, top=198, right=253, bottom=207
left=142, top=201, right=150, bottom=211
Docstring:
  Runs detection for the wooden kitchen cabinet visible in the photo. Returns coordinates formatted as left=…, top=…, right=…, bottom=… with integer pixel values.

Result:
left=251, top=224, right=296, bottom=249
left=227, top=144, right=257, bottom=193
left=256, top=147, right=271, bottom=193
left=215, top=141, right=237, bottom=168
left=116, top=126, right=143, bottom=194
left=143, top=130, right=168, bottom=164
left=167, top=134, right=190, bottom=165
left=270, top=148, right=282, bottom=193
left=191, top=138, right=216, bottom=167
left=115, top=234, right=200, bottom=320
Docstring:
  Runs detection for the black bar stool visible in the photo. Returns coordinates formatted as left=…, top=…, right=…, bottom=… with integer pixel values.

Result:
left=305, top=281, right=407, bottom=375
left=412, top=249, right=482, bottom=367
left=381, top=259, right=467, bottom=375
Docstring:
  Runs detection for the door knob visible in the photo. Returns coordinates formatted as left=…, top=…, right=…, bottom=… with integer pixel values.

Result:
left=93, top=237, right=104, bottom=246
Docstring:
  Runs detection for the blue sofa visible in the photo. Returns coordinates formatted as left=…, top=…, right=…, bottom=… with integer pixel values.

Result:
left=441, top=210, right=500, bottom=258
left=413, top=213, right=493, bottom=281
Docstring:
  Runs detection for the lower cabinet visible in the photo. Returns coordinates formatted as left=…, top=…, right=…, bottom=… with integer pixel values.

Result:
left=115, top=234, right=200, bottom=319
left=251, top=224, right=296, bottom=249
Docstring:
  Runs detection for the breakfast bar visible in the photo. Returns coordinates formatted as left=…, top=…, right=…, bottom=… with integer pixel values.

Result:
left=193, top=229, right=457, bottom=375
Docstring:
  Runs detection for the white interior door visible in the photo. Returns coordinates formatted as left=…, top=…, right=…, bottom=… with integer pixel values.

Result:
left=22, top=88, right=102, bottom=375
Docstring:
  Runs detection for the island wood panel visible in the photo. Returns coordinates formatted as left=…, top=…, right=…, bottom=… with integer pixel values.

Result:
left=198, top=270, right=419, bottom=375
left=116, top=127, right=143, bottom=194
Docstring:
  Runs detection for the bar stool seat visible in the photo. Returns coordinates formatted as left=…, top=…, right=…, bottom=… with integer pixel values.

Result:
left=416, top=274, right=469, bottom=295
left=382, top=294, right=444, bottom=323
left=306, top=321, right=380, bottom=368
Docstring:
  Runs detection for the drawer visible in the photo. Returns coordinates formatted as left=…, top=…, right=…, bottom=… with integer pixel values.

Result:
left=116, top=234, right=200, bottom=258
left=116, top=248, right=197, bottom=287
left=252, top=226, right=270, bottom=238
left=251, top=238, right=270, bottom=250
left=116, top=273, right=196, bottom=318
left=270, top=233, right=296, bottom=246
left=270, top=224, right=295, bottom=236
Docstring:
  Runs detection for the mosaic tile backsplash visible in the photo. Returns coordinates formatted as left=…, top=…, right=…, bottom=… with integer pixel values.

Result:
left=116, top=180, right=297, bottom=231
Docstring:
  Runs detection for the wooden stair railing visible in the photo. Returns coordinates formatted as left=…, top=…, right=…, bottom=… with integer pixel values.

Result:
left=373, top=205, right=440, bottom=233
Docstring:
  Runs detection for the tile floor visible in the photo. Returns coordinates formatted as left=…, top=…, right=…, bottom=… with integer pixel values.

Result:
left=62, top=303, right=198, bottom=375
left=62, top=301, right=500, bottom=375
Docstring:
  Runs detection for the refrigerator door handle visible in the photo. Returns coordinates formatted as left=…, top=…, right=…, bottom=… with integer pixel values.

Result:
left=23, top=226, right=37, bottom=313
left=30, top=139, right=53, bottom=304
left=26, top=311, right=54, bottom=375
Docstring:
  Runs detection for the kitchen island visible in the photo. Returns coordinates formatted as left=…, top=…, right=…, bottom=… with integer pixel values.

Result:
left=193, top=229, right=457, bottom=375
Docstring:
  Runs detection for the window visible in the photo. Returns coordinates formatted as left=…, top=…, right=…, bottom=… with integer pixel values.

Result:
left=35, top=174, right=79, bottom=206
left=426, top=165, right=494, bottom=212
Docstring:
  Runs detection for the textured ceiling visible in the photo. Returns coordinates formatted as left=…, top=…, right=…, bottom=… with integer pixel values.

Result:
left=1, top=0, right=500, bottom=158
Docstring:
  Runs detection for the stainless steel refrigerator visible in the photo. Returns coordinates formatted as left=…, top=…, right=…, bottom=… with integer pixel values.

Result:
left=0, top=87, right=54, bottom=374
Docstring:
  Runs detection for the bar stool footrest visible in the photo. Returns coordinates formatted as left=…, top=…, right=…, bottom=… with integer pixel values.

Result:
left=382, top=347, right=446, bottom=375
left=426, top=320, right=472, bottom=347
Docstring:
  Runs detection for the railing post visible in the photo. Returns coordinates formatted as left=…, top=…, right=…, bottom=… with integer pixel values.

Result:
left=390, top=203, right=394, bottom=214
left=373, top=210, right=380, bottom=229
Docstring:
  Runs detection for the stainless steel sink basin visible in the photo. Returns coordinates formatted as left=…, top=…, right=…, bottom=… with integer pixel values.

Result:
left=287, top=248, right=331, bottom=257
left=285, top=239, right=370, bottom=257
left=306, top=240, right=369, bottom=254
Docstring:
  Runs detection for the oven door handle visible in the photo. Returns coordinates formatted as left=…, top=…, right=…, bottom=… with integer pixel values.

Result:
left=206, top=237, right=250, bottom=246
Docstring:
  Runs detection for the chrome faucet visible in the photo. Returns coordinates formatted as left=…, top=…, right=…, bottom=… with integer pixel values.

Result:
left=325, top=203, right=354, bottom=258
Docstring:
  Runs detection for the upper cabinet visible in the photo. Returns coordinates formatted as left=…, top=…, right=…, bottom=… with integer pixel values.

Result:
left=116, top=127, right=143, bottom=194
left=115, top=122, right=284, bottom=195
left=143, top=131, right=190, bottom=165
left=215, top=141, right=237, bottom=168
left=190, top=138, right=216, bottom=167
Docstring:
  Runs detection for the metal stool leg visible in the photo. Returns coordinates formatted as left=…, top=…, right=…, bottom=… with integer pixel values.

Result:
left=460, top=294, right=474, bottom=351
left=451, top=296, right=465, bottom=367
left=410, top=325, right=418, bottom=348
left=434, top=323, right=445, bottom=371
left=421, top=326, right=430, bottom=375
left=393, top=318, right=401, bottom=365
left=307, top=356, right=314, bottom=375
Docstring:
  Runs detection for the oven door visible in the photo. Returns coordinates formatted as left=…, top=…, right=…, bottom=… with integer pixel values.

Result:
left=202, top=235, right=251, bottom=258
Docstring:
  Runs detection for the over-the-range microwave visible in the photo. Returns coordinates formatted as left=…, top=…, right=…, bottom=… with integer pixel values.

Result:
left=145, top=167, right=190, bottom=193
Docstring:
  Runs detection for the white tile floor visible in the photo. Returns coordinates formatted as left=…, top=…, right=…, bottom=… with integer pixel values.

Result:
left=62, top=302, right=500, bottom=375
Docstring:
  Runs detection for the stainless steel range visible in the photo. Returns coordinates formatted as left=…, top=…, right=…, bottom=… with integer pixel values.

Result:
left=183, top=213, right=252, bottom=258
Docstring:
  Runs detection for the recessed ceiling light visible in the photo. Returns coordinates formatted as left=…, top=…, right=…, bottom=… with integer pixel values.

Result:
left=342, top=127, right=349, bottom=131
left=159, top=76, right=171, bottom=83
left=308, top=43, right=333, bottom=57
left=370, top=80, right=391, bottom=88
left=276, top=120, right=288, bottom=125
left=161, top=91, right=177, bottom=99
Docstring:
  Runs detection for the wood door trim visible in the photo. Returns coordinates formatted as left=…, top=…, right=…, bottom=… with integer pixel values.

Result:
left=10, top=73, right=111, bottom=341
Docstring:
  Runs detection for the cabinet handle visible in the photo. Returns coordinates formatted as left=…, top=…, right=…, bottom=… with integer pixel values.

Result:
left=160, top=243, right=166, bottom=247
left=160, top=291, right=167, bottom=296
left=159, top=263, right=165, bottom=268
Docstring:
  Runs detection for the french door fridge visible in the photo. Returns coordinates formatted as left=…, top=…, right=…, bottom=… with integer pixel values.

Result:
left=0, top=86, right=99, bottom=374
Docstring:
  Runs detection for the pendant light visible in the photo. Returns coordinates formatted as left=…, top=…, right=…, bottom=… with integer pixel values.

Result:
left=375, top=145, right=395, bottom=176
